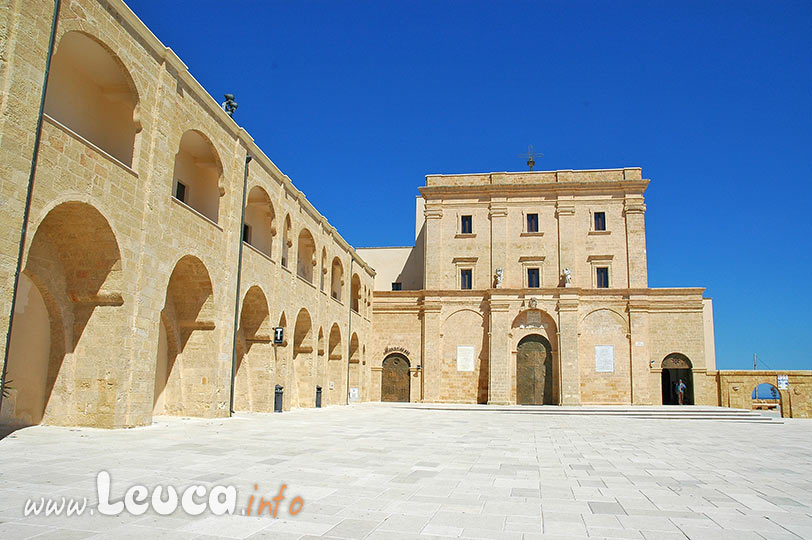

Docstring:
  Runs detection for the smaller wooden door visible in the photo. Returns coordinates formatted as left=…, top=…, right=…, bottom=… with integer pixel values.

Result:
left=382, top=354, right=410, bottom=402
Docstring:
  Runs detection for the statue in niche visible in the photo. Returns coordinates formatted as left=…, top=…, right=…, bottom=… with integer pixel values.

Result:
left=563, top=267, right=572, bottom=287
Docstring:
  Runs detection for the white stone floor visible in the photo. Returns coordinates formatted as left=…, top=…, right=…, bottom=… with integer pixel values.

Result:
left=0, top=403, right=811, bottom=540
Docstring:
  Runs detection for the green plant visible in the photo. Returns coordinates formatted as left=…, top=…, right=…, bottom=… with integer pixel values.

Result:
left=1, top=377, right=13, bottom=399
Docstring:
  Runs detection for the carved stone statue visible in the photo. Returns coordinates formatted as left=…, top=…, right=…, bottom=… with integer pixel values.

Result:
left=495, top=268, right=503, bottom=288
left=563, top=267, right=572, bottom=287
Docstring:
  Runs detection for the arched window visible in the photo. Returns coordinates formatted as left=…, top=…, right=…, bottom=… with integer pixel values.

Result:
left=296, top=229, right=316, bottom=283
left=172, top=130, right=223, bottom=223
left=351, top=274, right=361, bottom=312
left=243, top=186, right=275, bottom=257
left=44, top=31, right=139, bottom=166
left=331, top=257, right=343, bottom=301
left=281, top=215, right=292, bottom=268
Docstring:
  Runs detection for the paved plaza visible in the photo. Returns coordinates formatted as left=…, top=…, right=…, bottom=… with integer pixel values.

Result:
left=0, top=404, right=811, bottom=540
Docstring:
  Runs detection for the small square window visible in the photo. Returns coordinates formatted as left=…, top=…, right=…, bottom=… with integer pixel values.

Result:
left=242, top=224, right=251, bottom=243
left=527, top=268, right=540, bottom=288
left=460, top=269, right=473, bottom=290
left=461, top=215, right=473, bottom=234
left=391, top=282, right=402, bottom=291
left=175, top=181, right=187, bottom=203
left=594, top=212, right=606, bottom=231
left=527, top=213, right=539, bottom=233
left=596, top=267, right=609, bottom=288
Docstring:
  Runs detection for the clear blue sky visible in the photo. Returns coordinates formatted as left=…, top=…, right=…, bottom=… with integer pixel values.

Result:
left=127, top=1, right=811, bottom=371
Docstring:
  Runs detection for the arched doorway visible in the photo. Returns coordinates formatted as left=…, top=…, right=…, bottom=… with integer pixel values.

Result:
left=516, top=334, right=553, bottom=405
left=752, top=383, right=782, bottom=418
left=381, top=354, right=410, bottom=402
left=661, top=354, right=693, bottom=405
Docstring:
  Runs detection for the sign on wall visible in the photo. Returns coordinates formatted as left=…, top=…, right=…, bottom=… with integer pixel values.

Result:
left=349, top=387, right=359, bottom=401
left=595, top=345, right=614, bottom=373
left=273, top=327, right=284, bottom=344
left=457, top=346, right=475, bottom=372
left=777, top=375, right=789, bottom=390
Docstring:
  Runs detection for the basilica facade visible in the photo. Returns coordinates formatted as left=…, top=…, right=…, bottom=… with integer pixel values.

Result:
left=358, top=169, right=718, bottom=406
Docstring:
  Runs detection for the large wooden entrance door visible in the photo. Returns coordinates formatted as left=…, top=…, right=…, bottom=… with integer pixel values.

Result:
left=516, top=335, right=553, bottom=405
left=381, top=354, right=410, bottom=402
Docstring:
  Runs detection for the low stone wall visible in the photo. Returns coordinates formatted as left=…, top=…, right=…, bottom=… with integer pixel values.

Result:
left=714, top=370, right=812, bottom=419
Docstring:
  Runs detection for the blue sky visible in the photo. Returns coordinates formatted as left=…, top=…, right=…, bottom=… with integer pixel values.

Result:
left=127, top=1, right=811, bottom=371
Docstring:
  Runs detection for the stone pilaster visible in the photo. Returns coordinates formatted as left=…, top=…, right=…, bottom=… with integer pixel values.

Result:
left=555, top=199, right=577, bottom=286
left=628, top=296, right=651, bottom=404
left=423, top=204, right=443, bottom=290
left=420, top=301, right=442, bottom=402
left=624, top=196, right=648, bottom=288
left=557, top=292, right=581, bottom=405
left=489, top=200, right=508, bottom=285
left=488, top=297, right=511, bottom=404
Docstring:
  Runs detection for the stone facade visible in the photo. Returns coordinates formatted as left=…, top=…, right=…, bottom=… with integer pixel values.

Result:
left=0, top=0, right=374, bottom=428
left=361, top=169, right=720, bottom=407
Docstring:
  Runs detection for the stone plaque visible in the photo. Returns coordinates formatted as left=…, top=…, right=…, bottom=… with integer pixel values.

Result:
left=526, top=310, right=542, bottom=327
left=457, top=346, right=475, bottom=372
left=595, top=345, right=614, bottom=373
left=349, top=387, right=360, bottom=401
left=777, top=375, right=789, bottom=390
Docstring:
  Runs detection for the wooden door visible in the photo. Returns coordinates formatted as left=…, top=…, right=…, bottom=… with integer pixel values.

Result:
left=517, top=335, right=553, bottom=405
left=381, top=355, right=410, bottom=402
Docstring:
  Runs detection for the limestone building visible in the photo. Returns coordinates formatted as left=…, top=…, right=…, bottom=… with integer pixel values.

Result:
left=0, top=0, right=375, bottom=428
left=358, top=169, right=719, bottom=406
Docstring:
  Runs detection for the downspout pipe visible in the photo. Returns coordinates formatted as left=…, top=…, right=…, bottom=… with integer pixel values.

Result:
left=345, top=257, right=353, bottom=405
left=229, top=153, right=252, bottom=415
left=0, top=0, right=62, bottom=413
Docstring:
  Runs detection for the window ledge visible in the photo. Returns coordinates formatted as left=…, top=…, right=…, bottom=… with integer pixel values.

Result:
left=455, top=233, right=476, bottom=239
left=297, top=274, right=316, bottom=289
left=281, top=264, right=292, bottom=274
left=588, top=230, right=611, bottom=235
left=520, top=232, right=544, bottom=237
left=171, top=197, right=223, bottom=230
left=243, top=241, right=274, bottom=263
left=330, top=295, right=344, bottom=306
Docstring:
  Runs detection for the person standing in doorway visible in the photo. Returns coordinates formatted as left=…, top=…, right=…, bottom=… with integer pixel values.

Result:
left=677, top=379, right=687, bottom=405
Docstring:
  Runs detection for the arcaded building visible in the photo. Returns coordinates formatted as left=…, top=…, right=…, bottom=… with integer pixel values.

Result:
left=359, top=169, right=718, bottom=406
left=0, top=0, right=374, bottom=428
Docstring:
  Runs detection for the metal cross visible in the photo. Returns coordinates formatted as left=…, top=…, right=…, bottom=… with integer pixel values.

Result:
left=519, top=145, right=544, bottom=171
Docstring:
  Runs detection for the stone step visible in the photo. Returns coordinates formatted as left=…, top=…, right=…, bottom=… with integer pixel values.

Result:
left=389, top=403, right=783, bottom=423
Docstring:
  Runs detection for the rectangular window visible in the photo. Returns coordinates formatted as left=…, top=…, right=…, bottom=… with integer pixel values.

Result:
left=460, top=269, right=472, bottom=290
left=175, top=181, right=187, bottom=203
left=594, top=211, right=606, bottom=231
left=391, top=282, right=402, bottom=291
left=596, top=267, right=609, bottom=288
left=461, top=215, right=473, bottom=234
left=527, top=268, right=540, bottom=288
left=527, top=213, right=539, bottom=233
left=242, top=224, right=251, bottom=243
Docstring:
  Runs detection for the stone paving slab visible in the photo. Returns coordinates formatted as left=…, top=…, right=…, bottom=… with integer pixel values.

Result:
left=0, top=403, right=810, bottom=539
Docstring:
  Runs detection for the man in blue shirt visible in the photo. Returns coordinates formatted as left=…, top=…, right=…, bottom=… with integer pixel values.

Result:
left=677, top=379, right=687, bottom=405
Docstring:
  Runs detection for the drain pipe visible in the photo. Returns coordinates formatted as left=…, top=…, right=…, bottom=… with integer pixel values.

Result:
left=228, top=153, right=252, bottom=415
left=345, top=256, right=354, bottom=405
left=0, top=0, right=62, bottom=413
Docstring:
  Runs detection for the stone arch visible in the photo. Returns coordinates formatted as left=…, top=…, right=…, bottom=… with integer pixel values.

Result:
left=516, top=334, right=555, bottom=405
left=351, top=273, right=361, bottom=312
left=349, top=333, right=361, bottom=400
left=153, top=255, right=217, bottom=417
left=2, top=202, right=124, bottom=426
left=381, top=354, right=410, bottom=402
left=44, top=30, right=140, bottom=166
left=316, top=327, right=326, bottom=390
left=579, top=307, right=629, bottom=334
left=281, top=215, right=292, bottom=268
left=578, top=308, right=632, bottom=404
left=752, top=382, right=782, bottom=417
left=441, top=309, right=488, bottom=404
left=661, top=353, right=694, bottom=405
left=172, top=130, right=223, bottom=223
left=331, top=257, right=344, bottom=301
left=244, top=186, right=275, bottom=257
left=297, top=228, right=317, bottom=283
left=293, top=309, right=314, bottom=407
left=327, top=323, right=343, bottom=405
left=233, top=286, right=271, bottom=412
